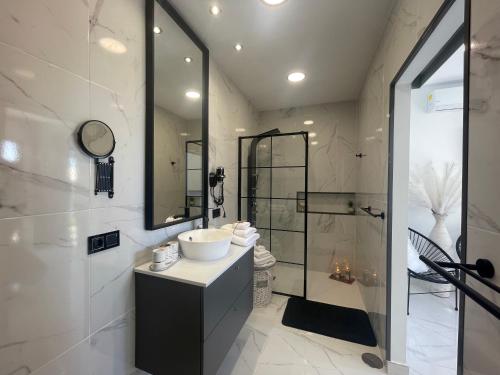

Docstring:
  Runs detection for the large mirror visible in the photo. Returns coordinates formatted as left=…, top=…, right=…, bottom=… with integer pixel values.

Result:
left=145, top=0, right=208, bottom=229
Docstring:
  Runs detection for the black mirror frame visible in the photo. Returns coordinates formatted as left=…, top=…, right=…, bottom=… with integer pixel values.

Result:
left=145, top=0, right=209, bottom=230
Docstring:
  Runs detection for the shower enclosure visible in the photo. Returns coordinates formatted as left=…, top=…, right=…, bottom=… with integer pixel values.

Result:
left=238, top=131, right=308, bottom=297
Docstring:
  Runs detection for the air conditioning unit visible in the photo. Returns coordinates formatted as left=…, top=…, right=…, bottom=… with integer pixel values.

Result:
left=426, top=86, right=463, bottom=112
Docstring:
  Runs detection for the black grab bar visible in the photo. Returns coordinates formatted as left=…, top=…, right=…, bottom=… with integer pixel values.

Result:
left=360, top=206, right=385, bottom=220
left=419, top=255, right=500, bottom=320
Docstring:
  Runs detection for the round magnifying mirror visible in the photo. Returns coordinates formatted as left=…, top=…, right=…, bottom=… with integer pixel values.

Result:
left=78, top=120, right=115, bottom=158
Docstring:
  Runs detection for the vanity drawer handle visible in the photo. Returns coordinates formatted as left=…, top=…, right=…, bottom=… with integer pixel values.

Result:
left=235, top=265, right=240, bottom=271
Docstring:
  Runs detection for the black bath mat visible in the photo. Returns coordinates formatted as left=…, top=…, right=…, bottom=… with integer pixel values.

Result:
left=281, top=297, right=377, bottom=347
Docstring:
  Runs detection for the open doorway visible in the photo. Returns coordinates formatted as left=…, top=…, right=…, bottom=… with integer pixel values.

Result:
left=406, top=41, right=464, bottom=375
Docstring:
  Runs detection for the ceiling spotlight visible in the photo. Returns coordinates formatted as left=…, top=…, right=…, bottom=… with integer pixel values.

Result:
left=98, top=37, right=127, bottom=54
left=180, top=132, right=190, bottom=137
left=311, top=141, right=318, bottom=146
left=235, top=128, right=246, bottom=132
left=185, top=90, right=201, bottom=99
left=304, top=120, right=314, bottom=125
left=234, top=43, right=243, bottom=52
left=153, top=26, right=162, bottom=34
left=288, top=71, right=305, bottom=82
left=210, top=5, right=221, bottom=16
left=261, top=0, right=288, bottom=5
left=184, top=57, right=192, bottom=63
left=309, top=132, right=317, bottom=138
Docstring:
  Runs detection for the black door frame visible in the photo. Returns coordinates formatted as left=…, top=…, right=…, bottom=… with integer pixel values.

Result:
left=386, top=1, right=470, bottom=369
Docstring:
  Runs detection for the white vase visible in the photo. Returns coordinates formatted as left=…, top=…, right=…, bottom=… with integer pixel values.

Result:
left=429, top=212, right=452, bottom=253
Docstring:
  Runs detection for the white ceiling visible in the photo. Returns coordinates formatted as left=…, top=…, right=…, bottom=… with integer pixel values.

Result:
left=424, top=45, right=465, bottom=87
left=169, top=0, right=395, bottom=111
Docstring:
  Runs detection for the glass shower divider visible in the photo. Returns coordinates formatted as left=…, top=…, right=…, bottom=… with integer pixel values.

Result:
left=238, top=131, right=308, bottom=298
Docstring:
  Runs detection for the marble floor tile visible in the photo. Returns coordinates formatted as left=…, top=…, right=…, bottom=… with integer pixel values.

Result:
left=217, top=294, right=385, bottom=375
left=407, top=284, right=459, bottom=375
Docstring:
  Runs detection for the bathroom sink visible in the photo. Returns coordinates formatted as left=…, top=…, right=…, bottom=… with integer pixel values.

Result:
left=178, top=229, right=232, bottom=261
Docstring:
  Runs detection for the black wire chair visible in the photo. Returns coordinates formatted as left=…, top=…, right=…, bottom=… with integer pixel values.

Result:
left=407, top=228, right=459, bottom=315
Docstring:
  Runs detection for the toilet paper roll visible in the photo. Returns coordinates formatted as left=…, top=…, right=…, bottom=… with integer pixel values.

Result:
left=152, top=247, right=168, bottom=263
left=167, top=241, right=179, bottom=253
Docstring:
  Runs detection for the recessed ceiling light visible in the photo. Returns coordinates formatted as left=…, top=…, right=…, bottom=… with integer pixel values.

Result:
left=180, top=132, right=190, bottom=137
left=311, top=141, right=318, bottom=146
left=309, top=132, right=317, bottom=138
left=304, top=120, right=314, bottom=125
left=153, top=26, right=162, bottom=34
left=99, top=37, right=127, bottom=54
left=184, top=56, right=192, bottom=63
left=261, top=0, right=288, bottom=5
left=185, top=90, right=200, bottom=99
left=234, top=43, right=243, bottom=52
left=235, top=128, right=246, bottom=132
left=288, top=71, right=305, bottom=82
left=210, top=5, right=221, bottom=16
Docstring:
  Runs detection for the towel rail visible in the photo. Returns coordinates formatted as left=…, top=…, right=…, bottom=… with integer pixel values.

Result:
left=360, top=206, right=385, bottom=220
left=419, top=255, right=500, bottom=320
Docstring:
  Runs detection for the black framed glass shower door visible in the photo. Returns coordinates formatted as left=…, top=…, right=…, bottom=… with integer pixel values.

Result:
left=238, top=131, right=308, bottom=298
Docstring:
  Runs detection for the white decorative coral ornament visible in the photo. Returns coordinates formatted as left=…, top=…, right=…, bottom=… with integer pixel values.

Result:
left=409, top=162, right=461, bottom=261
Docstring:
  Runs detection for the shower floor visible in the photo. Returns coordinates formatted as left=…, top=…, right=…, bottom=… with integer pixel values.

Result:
left=272, top=263, right=367, bottom=311
left=307, top=270, right=367, bottom=311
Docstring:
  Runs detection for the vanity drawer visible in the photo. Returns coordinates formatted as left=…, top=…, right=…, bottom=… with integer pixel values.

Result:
left=203, top=281, right=253, bottom=375
left=203, top=249, right=253, bottom=339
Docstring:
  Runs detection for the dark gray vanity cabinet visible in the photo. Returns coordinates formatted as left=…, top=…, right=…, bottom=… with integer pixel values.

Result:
left=135, top=250, right=253, bottom=375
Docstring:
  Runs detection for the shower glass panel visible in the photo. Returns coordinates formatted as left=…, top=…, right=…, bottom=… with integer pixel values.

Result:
left=238, top=131, right=308, bottom=298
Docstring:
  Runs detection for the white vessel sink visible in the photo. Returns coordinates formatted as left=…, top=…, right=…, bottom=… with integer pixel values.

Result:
left=178, top=229, right=232, bottom=261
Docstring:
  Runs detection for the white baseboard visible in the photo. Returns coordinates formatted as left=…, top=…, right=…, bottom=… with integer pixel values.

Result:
left=387, top=361, right=410, bottom=375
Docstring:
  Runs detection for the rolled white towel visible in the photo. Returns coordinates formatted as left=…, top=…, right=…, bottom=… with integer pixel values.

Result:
left=255, top=253, right=274, bottom=264
left=255, top=245, right=267, bottom=252
left=232, top=233, right=260, bottom=247
left=258, top=259, right=276, bottom=268
left=254, top=250, right=270, bottom=259
left=233, top=227, right=257, bottom=237
left=232, top=221, right=251, bottom=229
left=221, top=224, right=257, bottom=237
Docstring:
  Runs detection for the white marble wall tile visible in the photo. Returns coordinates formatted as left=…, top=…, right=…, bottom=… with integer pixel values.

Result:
left=256, top=102, right=358, bottom=289
left=31, top=339, right=91, bottom=375
left=88, top=0, right=146, bottom=210
left=89, top=0, right=145, bottom=98
left=89, top=83, right=145, bottom=209
left=258, top=102, right=358, bottom=193
left=0, top=43, right=90, bottom=218
left=208, top=61, right=259, bottom=226
left=355, top=0, right=444, bottom=355
left=0, top=212, right=90, bottom=375
left=463, top=227, right=500, bottom=375
left=307, top=214, right=356, bottom=273
left=89, top=312, right=135, bottom=375
left=0, top=0, right=89, bottom=78
left=89, top=206, right=194, bottom=333
left=463, top=2, right=500, bottom=372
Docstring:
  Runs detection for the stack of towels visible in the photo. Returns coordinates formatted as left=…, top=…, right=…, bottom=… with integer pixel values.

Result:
left=254, top=245, right=276, bottom=268
left=221, top=222, right=260, bottom=247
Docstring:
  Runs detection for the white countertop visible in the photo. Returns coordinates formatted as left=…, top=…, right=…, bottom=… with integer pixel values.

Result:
left=134, top=244, right=253, bottom=287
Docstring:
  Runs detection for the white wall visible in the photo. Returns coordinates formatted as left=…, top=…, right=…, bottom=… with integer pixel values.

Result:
left=257, top=102, right=358, bottom=276
left=355, top=0, right=445, bottom=362
left=409, top=83, right=463, bottom=243
left=0, top=1, right=257, bottom=373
